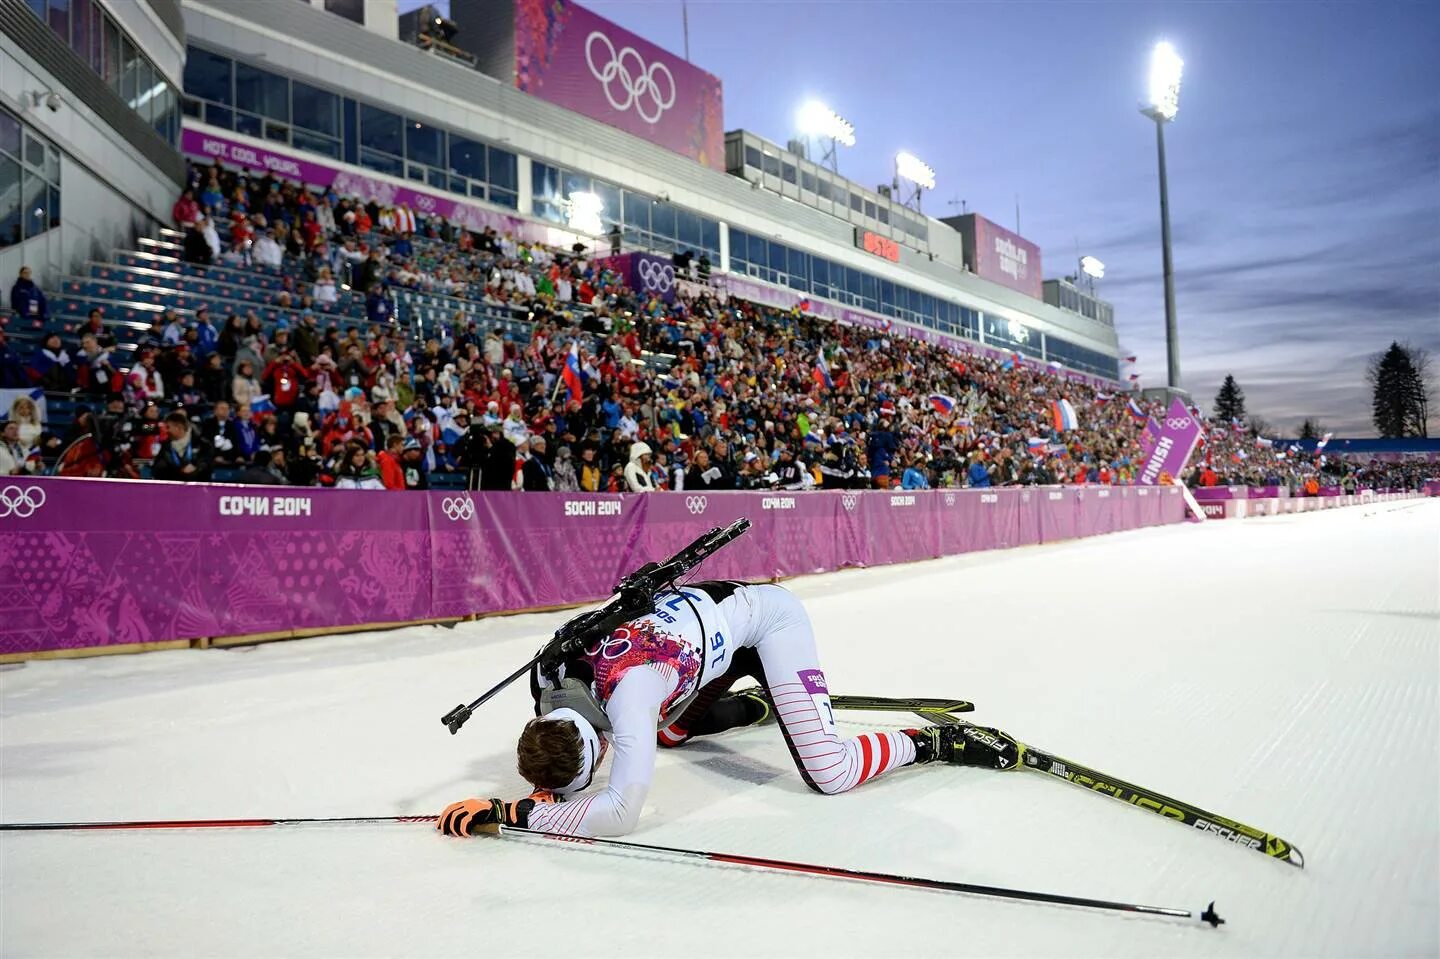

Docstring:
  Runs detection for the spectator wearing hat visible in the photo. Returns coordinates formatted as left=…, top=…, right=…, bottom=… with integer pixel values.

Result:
left=232, top=358, right=262, bottom=407
left=402, top=436, right=430, bottom=490
left=479, top=419, right=516, bottom=491
left=520, top=436, right=553, bottom=491
left=377, top=433, right=406, bottom=490
left=151, top=412, right=212, bottom=483
left=624, top=440, right=655, bottom=492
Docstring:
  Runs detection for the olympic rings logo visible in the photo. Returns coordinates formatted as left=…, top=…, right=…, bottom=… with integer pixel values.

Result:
left=441, top=496, right=474, bottom=521
left=587, top=630, right=633, bottom=661
left=1164, top=417, right=1192, bottom=430
left=684, top=495, right=708, bottom=515
left=585, top=31, right=677, bottom=124
left=841, top=492, right=858, bottom=513
left=0, top=485, right=46, bottom=518
left=637, top=258, right=675, bottom=294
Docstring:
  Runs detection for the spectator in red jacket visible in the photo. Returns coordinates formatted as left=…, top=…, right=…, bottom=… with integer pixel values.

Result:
left=262, top=349, right=309, bottom=411
left=172, top=189, right=201, bottom=229
left=376, top=433, right=406, bottom=490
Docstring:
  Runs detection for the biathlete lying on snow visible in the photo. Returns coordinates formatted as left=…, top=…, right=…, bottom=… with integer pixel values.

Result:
left=439, top=582, right=1021, bottom=838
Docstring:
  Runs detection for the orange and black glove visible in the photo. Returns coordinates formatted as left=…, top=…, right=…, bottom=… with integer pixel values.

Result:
left=437, top=791, right=555, bottom=837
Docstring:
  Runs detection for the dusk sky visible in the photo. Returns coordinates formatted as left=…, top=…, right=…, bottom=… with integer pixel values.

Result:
left=408, top=0, right=1439, bottom=435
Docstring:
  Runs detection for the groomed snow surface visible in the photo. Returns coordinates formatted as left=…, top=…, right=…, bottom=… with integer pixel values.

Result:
left=3, top=499, right=1437, bottom=958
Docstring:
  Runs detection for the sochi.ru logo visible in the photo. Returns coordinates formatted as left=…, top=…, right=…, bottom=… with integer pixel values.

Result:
left=684, top=495, right=708, bottom=515
left=0, top=485, right=46, bottom=518
left=441, top=496, right=474, bottom=521
left=585, top=31, right=676, bottom=124
left=944, top=492, right=956, bottom=507
left=840, top=492, right=858, bottom=513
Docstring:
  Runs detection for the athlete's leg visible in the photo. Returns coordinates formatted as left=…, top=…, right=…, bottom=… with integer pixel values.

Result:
left=657, top=649, right=765, bottom=748
left=747, top=585, right=916, bottom=794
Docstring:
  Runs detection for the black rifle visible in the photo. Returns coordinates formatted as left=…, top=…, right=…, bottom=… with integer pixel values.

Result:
left=441, top=519, right=751, bottom=735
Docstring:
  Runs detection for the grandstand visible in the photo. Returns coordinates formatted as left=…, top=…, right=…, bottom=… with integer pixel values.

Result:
left=1, top=0, right=1431, bottom=496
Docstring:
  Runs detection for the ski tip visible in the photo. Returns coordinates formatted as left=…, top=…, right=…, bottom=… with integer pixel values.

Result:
left=1287, top=845, right=1305, bottom=869
left=1200, top=901, right=1225, bottom=928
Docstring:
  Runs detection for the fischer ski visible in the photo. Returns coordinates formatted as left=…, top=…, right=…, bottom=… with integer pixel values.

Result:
left=917, top=710, right=1304, bottom=868
left=825, top=693, right=975, bottom=715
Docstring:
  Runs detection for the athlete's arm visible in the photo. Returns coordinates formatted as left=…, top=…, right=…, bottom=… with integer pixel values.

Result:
left=523, top=664, right=673, bottom=837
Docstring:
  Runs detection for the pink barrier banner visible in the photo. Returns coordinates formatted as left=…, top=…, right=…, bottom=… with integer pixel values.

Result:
left=0, top=480, right=1186, bottom=656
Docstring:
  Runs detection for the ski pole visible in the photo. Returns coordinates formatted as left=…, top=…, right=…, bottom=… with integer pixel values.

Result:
left=0, top=815, right=1221, bottom=926
left=0, top=815, right=438, bottom=831
left=494, top=825, right=1224, bottom=927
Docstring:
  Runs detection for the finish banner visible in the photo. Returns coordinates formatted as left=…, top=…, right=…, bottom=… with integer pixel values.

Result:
left=515, top=0, right=724, bottom=170
left=1138, top=398, right=1204, bottom=485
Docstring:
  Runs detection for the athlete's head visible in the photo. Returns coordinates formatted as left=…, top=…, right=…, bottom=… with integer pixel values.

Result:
left=517, top=709, right=605, bottom=797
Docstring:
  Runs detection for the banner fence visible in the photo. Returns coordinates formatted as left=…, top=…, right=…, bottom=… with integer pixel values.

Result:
left=1, top=479, right=1186, bottom=657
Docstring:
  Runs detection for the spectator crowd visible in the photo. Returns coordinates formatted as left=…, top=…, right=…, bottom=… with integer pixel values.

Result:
left=5, top=159, right=1436, bottom=496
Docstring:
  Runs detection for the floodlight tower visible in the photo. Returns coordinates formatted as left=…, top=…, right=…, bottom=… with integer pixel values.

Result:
left=796, top=100, right=855, bottom=173
left=894, top=151, right=935, bottom=213
left=1140, top=41, right=1184, bottom=392
left=1079, top=255, right=1105, bottom=295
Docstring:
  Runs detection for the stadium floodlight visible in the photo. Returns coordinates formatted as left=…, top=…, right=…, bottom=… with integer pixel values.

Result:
left=797, top=100, right=856, bottom=147
left=1139, top=40, right=1184, bottom=393
left=1079, top=255, right=1105, bottom=279
left=1145, top=41, right=1184, bottom=122
left=566, top=191, right=605, bottom=236
left=895, top=151, right=936, bottom=191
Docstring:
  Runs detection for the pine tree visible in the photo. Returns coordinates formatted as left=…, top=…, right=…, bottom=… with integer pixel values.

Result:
left=1213, top=375, right=1246, bottom=423
left=1369, top=343, right=1423, bottom=438
left=1297, top=418, right=1325, bottom=441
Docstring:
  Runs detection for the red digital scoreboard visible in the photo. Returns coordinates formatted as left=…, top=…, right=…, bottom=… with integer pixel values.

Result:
left=857, top=229, right=900, bottom=263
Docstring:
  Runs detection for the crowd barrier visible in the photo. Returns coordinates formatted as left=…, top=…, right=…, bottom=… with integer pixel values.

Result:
left=0, top=478, right=1186, bottom=659
left=1191, top=486, right=1422, bottom=520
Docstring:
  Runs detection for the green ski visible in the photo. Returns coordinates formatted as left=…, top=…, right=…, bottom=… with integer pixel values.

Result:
left=917, top=709, right=1304, bottom=868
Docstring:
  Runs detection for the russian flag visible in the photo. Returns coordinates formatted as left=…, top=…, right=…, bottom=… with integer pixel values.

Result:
left=249, top=394, right=275, bottom=413
left=1052, top=398, right=1079, bottom=432
left=928, top=393, right=957, bottom=415
left=880, top=318, right=893, bottom=333
left=1127, top=373, right=1141, bottom=382
left=1026, top=437, right=1047, bottom=451
left=1001, top=355, right=1016, bottom=371
left=562, top=341, right=586, bottom=402
left=1123, top=355, right=1137, bottom=364
left=812, top=354, right=833, bottom=390
left=1126, top=398, right=1145, bottom=422
left=1316, top=431, right=1333, bottom=451
left=1047, top=360, right=1062, bottom=371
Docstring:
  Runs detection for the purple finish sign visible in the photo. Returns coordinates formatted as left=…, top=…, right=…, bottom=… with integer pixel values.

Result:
left=180, top=127, right=542, bottom=241
left=1138, top=398, right=1204, bottom=485
left=514, top=0, right=724, bottom=170
left=0, top=480, right=1185, bottom=656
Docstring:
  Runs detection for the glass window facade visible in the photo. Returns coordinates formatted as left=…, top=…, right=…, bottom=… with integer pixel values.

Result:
left=0, top=106, right=62, bottom=249
left=1043, top=335, right=1118, bottom=379
left=531, top=160, right=720, bottom=262
left=728, top=229, right=979, bottom=339
left=182, top=47, right=521, bottom=210
left=24, top=0, right=180, bottom=146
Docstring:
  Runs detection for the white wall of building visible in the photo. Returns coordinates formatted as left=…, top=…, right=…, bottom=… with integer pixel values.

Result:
left=0, top=37, right=178, bottom=292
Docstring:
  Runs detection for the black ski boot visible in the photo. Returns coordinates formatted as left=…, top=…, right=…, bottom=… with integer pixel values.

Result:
left=907, top=724, right=1022, bottom=770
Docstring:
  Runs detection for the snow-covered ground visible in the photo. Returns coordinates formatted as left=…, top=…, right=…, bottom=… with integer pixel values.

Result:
left=3, top=499, right=1437, bottom=958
